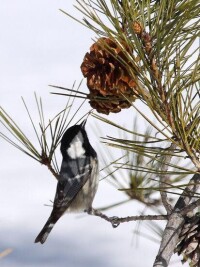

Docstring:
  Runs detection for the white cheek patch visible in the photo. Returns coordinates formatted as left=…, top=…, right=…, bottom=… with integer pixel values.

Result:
left=67, top=133, right=85, bottom=159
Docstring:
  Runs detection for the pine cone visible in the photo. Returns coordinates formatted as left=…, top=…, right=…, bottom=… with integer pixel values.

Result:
left=175, top=213, right=200, bottom=266
left=81, top=37, right=138, bottom=114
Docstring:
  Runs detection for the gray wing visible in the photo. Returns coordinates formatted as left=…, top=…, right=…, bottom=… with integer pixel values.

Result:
left=53, top=157, right=92, bottom=211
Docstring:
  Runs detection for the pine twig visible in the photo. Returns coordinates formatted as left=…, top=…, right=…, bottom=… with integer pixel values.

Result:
left=87, top=208, right=168, bottom=228
left=46, top=161, right=60, bottom=180
left=0, top=249, right=12, bottom=259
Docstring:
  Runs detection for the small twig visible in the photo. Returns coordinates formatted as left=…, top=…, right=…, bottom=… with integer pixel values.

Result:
left=41, top=158, right=60, bottom=180
left=87, top=208, right=168, bottom=228
left=159, top=143, right=176, bottom=214
left=47, top=163, right=60, bottom=180
left=160, top=188, right=172, bottom=214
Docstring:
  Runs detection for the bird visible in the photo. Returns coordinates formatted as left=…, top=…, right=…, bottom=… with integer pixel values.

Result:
left=35, top=119, right=98, bottom=244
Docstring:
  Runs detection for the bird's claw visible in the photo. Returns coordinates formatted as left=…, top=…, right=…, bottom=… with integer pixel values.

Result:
left=85, top=207, right=96, bottom=215
left=110, top=216, right=120, bottom=228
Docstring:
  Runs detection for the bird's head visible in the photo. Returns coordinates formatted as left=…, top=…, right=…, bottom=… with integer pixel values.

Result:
left=60, top=119, right=90, bottom=159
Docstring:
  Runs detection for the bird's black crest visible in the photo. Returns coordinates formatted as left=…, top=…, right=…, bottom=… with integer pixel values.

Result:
left=60, top=123, right=97, bottom=159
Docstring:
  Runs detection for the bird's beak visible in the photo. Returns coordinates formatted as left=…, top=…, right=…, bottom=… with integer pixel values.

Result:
left=80, top=119, right=87, bottom=128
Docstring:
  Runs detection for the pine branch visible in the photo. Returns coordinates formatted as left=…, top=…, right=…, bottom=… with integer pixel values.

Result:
left=158, top=143, right=177, bottom=214
left=153, top=172, right=200, bottom=267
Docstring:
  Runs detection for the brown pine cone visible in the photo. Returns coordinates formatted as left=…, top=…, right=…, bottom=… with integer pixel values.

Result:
left=81, top=37, right=138, bottom=114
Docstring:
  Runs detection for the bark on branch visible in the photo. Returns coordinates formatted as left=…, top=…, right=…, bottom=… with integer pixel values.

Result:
left=153, top=172, right=200, bottom=267
left=159, top=143, right=177, bottom=214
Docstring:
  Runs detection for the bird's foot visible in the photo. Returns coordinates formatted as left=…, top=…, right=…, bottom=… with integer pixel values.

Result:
left=109, top=216, right=120, bottom=228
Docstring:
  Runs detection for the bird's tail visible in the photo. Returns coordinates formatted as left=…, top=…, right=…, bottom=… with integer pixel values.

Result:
left=35, top=215, right=59, bottom=244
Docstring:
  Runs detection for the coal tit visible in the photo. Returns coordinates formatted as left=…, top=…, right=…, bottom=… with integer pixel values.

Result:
left=35, top=119, right=98, bottom=244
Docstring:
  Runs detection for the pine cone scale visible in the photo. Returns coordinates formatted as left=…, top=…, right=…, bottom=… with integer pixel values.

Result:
left=175, top=214, right=200, bottom=266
